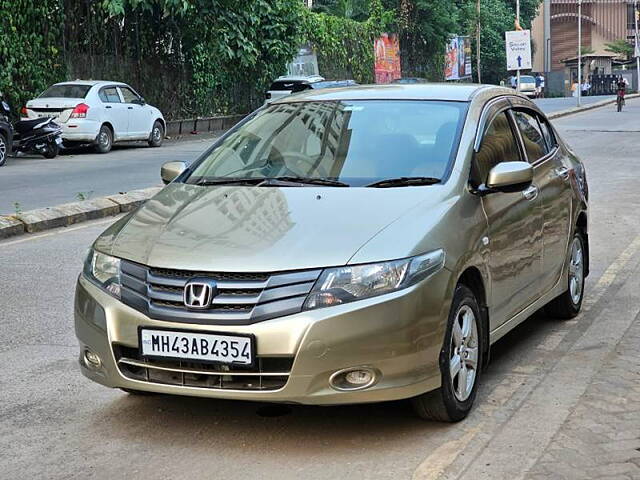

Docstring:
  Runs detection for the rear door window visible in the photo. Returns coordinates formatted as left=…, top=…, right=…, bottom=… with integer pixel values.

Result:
left=512, top=110, right=548, bottom=162
left=99, top=87, right=121, bottom=103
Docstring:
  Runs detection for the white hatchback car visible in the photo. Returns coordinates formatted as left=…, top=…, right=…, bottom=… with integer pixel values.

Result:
left=22, top=80, right=165, bottom=153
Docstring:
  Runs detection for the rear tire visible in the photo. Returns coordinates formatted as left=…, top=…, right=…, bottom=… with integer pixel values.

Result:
left=546, top=232, right=586, bottom=319
left=0, top=133, right=7, bottom=166
left=411, top=285, right=483, bottom=422
left=95, top=125, right=113, bottom=153
left=42, top=142, right=59, bottom=159
left=148, top=120, right=164, bottom=147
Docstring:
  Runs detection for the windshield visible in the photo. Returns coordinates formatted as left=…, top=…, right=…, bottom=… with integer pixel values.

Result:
left=39, top=84, right=91, bottom=98
left=520, top=76, right=535, bottom=83
left=187, top=100, right=467, bottom=187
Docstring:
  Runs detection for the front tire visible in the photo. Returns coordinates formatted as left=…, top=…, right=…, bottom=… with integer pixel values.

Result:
left=0, top=133, right=7, bottom=166
left=411, top=285, right=483, bottom=422
left=546, top=232, right=586, bottom=319
left=95, top=125, right=113, bottom=153
left=148, top=120, right=164, bottom=147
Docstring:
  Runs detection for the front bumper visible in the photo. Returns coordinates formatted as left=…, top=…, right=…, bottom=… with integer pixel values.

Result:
left=75, top=269, right=453, bottom=405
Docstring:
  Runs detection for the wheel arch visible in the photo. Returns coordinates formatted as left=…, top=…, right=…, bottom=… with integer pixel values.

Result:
left=576, top=210, right=589, bottom=277
left=457, top=266, right=490, bottom=368
left=98, top=122, right=114, bottom=141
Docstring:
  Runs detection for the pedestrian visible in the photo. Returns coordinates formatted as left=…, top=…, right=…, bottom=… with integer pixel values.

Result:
left=510, top=76, right=517, bottom=89
left=538, top=73, right=545, bottom=98
left=535, top=73, right=542, bottom=98
left=581, top=80, right=591, bottom=96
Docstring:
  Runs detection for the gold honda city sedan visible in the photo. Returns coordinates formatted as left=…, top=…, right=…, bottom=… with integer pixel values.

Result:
left=75, top=84, right=589, bottom=421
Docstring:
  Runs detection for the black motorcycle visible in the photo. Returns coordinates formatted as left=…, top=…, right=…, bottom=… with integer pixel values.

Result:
left=1, top=97, right=62, bottom=160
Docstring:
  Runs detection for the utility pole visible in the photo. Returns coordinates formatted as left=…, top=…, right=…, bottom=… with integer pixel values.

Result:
left=516, top=0, right=520, bottom=93
left=635, top=0, right=640, bottom=93
left=477, top=0, right=482, bottom=83
left=577, top=0, right=582, bottom=107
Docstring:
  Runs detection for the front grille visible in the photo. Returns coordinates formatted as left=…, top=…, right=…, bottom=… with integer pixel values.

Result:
left=119, top=260, right=322, bottom=325
left=114, top=345, right=292, bottom=391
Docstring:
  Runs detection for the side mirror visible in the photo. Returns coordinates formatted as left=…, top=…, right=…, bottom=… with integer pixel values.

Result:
left=161, top=161, right=187, bottom=184
left=484, top=161, right=533, bottom=193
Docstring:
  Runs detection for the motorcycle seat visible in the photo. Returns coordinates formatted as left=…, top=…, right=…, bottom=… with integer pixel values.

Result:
left=14, top=118, right=53, bottom=134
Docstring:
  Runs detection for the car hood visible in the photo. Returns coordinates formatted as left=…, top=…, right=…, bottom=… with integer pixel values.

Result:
left=96, top=183, right=443, bottom=272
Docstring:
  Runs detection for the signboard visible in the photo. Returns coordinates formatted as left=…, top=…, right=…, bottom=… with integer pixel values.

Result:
left=374, top=33, right=401, bottom=84
left=445, top=36, right=472, bottom=81
left=505, top=29, right=532, bottom=71
left=287, top=44, right=319, bottom=77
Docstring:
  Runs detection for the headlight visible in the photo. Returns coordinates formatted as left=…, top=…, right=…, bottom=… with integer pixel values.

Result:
left=303, top=249, right=445, bottom=310
left=83, top=249, right=121, bottom=298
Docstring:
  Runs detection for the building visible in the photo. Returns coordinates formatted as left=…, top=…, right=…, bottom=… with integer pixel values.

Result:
left=531, top=0, right=638, bottom=73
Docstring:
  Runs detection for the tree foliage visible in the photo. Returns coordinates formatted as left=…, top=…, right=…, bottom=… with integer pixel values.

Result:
left=605, top=39, right=634, bottom=60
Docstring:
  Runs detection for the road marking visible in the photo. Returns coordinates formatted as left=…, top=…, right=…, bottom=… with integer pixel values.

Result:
left=413, top=233, right=640, bottom=480
left=0, top=216, right=121, bottom=247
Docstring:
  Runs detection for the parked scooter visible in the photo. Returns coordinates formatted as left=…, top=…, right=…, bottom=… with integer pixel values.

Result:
left=0, top=96, right=62, bottom=159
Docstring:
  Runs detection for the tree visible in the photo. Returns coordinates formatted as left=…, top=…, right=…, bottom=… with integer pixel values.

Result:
left=605, top=39, right=634, bottom=60
left=312, top=0, right=371, bottom=21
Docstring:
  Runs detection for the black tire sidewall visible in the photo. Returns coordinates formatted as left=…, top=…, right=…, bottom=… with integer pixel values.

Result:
left=43, top=142, right=58, bottom=159
left=438, top=285, right=484, bottom=421
left=96, top=126, right=112, bottom=153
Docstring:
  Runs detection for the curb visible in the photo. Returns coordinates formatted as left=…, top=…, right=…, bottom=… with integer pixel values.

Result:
left=547, top=93, right=640, bottom=119
left=0, top=186, right=162, bottom=240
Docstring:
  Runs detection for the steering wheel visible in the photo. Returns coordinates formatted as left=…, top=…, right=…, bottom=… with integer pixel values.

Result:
left=280, top=152, right=330, bottom=178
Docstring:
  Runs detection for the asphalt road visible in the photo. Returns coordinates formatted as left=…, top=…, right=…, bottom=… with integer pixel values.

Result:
left=0, top=136, right=215, bottom=214
left=1, top=99, right=640, bottom=479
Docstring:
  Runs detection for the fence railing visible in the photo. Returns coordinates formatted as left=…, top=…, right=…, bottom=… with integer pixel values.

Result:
left=165, top=114, right=246, bottom=138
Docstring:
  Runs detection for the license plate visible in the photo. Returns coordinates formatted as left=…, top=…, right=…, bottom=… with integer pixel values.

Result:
left=140, top=329, right=253, bottom=365
left=38, top=113, right=58, bottom=119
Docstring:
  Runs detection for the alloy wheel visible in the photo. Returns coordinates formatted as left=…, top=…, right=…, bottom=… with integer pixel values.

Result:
left=0, top=136, right=6, bottom=165
left=450, top=304, right=479, bottom=402
left=152, top=126, right=162, bottom=143
left=568, top=236, right=584, bottom=305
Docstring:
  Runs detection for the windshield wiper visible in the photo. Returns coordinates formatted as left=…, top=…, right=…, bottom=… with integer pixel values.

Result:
left=366, top=176, right=441, bottom=188
left=194, top=177, right=266, bottom=186
left=262, top=176, right=349, bottom=187
left=194, top=176, right=349, bottom=187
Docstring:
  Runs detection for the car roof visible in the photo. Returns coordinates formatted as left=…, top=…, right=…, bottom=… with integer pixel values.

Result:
left=274, top=75, right=324, bottom=83
left=273, top=83, right=513, bottom=103
left=52, top=80, right=128, bottom=87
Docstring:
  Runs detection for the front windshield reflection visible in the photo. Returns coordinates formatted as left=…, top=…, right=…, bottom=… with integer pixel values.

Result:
left=187, top=100, right=466, bottom=187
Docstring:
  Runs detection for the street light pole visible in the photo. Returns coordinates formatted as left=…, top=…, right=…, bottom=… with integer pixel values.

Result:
left=477, top=0, right=482, bottom=83
left=635, top=0, right=640, bottom=93
left=516, top=0, right=521, bottom=93
left=577, top=0, right=582, bottom=107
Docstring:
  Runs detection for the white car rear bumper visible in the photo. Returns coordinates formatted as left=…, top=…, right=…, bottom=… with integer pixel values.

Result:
left=60, top=120, right=101, bottom=142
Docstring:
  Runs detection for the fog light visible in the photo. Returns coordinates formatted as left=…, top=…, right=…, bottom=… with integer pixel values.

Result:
left=329, top=367, right=378, bottom=391
left=84, top=350, right=101, bottom=369
left=345, top=370, right=373, bottom=386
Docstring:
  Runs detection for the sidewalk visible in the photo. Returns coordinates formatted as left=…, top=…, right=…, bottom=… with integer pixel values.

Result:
left=526, top=316, right=640, bottom=480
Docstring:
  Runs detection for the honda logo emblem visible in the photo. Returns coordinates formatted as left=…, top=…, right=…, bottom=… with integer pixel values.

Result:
left=183, top=278, right=218, bottom=309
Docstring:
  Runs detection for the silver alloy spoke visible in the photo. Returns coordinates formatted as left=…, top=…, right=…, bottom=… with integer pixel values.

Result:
left=461, top=310, right=472, bottom=339
left=457, top=364, right=468, bottom=398
left=452, top=320, right=463, bottom=348
left=450, top=353, right=462, bottom=378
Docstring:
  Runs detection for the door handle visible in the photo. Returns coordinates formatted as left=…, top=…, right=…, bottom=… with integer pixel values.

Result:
left=522, top=184, right=539, bottom=201
left=105, top=105, right=112, bottom=109
left=127, top=106, right=133, bottom=110
left=555, top=166, right=570, bottom=180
